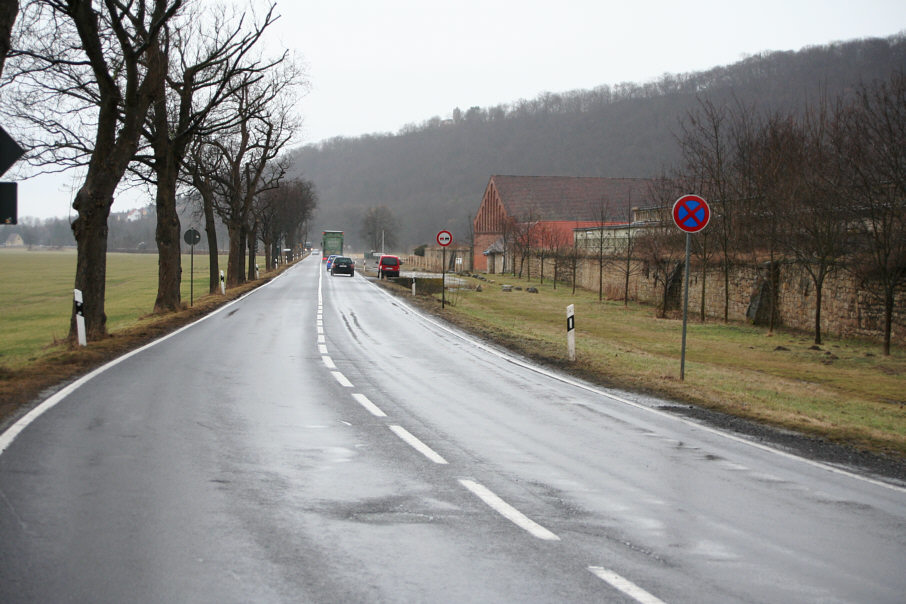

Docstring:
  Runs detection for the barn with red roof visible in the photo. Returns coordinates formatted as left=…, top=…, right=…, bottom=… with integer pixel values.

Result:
left=472, top=175, right=658, bottom=272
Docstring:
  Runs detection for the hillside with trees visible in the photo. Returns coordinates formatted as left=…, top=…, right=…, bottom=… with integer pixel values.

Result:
left=291, top=35, right=906, bottom=251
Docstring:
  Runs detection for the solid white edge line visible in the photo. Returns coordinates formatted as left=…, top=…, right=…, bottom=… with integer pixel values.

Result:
left=331, top=371, right=353, bottom=388
left=458, top=479, right=559, bottom=541
left=389, top=425, right=447, bottom=464
left=351, top=393, right=387, bottom=417
left=588, top=567, right=667, bottom=604
left=365, top=281, right=906, bottom=495
left=0, top=258, right=309, bottom=456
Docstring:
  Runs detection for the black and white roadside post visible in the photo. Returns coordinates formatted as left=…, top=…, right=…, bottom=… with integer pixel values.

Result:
left=183, top=228, right=201, bottom=306
left=73, top=289, right=87, bottom=347
left=672, top=194, right=711, bottom=381
left=566, top=304, right=576, bottom=361
left=220, top=270, right=225, bottom=295
left=437, top=230, right=453, bottom=309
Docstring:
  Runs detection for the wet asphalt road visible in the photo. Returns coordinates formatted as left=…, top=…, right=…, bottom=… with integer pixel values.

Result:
left=1, top=256, right=905, bottom=603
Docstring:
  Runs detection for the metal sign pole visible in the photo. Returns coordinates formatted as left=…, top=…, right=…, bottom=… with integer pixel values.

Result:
left=680, top=232, right=691, bottom=381
left=442, top=246, right=446, bottom=309
left=190, top=241, right=195, bottom=307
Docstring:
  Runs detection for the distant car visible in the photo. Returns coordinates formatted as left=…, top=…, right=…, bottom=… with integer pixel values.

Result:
left=377, top=254, right=401, bottom=279
left=325, top=255, right=338, bottom=271
left=330, top=256, right=355, bottom=277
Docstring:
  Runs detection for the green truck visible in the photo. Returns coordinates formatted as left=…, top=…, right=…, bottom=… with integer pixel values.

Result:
left=321, top=230, right=344, bottom=261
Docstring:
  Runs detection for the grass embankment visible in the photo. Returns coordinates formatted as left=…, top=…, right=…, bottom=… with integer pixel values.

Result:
left=407, top=272, right=906, bottom=457
left=0, top=248, right=266, bottom=423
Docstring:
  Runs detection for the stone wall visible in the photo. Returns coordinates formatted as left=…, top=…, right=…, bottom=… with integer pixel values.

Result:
left=507, top=253, right=905, bottom=345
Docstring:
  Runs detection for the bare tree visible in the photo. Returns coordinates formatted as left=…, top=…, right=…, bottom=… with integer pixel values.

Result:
left=186, top=139, right=225, bottom=293
left=843, top=72, right=906, bottom=354
left=139, top=2, right=282, bottom=312
left=677, top=96, right=748, bottom=322
left=7, top=0, right=182, bottom=341
left=612, top=202, right=643, bottom=306
left=200, top=61, right=303, bottom=287
left=637, top=180, right=686, bottom=317
left=591, top=197, right=612, bottom=301
left=738, top=109, right=803, bottom=334
left=360, top=205, right=398, bottom=252
left=785, top=96, right=851, bottom=345
left=257, top=177, right=317, bottom=270
left=548, top=223, right=574, bottom=290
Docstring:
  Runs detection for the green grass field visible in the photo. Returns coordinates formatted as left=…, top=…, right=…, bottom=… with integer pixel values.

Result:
left=0, top=248, right=229, bottom=367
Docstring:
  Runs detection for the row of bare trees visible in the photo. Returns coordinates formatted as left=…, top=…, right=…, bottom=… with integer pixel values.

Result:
left=499, top=72, right=904, bottom=354
left=1, top=1, right=316, bottom=343
left=654, top=70, right=905, bottom=354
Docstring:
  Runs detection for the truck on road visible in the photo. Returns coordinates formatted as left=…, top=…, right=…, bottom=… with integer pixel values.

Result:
left=321, top=230, right=344, bottom=261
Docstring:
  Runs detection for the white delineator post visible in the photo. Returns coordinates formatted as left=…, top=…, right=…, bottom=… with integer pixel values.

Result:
left=220, top=270, right=225, bottom=295
left=566, top=304, right=576, bottom=362
left=73, top=289, right=87, bottom=347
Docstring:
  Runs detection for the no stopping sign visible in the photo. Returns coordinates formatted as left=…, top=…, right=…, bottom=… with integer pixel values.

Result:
left=672, top=195, right=710, bottom=233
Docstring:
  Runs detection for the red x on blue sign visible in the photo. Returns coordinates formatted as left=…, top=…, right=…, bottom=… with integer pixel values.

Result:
left=672, top=194, right=710, bottom=233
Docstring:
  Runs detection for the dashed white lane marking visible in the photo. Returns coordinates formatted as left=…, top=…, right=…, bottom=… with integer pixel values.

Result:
left=317, top=334, right=325, bottom=344
left=352, top=393, right=387, bottom=417
left=331, top=371, right=353, bottom=388
left=588, top=567, right=667, bottom=604
left=458, top=479, right=560, bottom=541
left=318, top=344, right=328, bottom=355
left=390, top=425, right=448, bottom=464
left=322, top=356, right=336, bottom=369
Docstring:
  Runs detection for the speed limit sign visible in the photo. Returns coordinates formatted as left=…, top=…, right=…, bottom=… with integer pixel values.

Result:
left=436, top=230, right=452, bottom=247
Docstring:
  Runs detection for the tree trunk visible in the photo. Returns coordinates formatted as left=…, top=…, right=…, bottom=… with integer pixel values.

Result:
left=622, top=255, right=629, bottom=305
left=247, top=225, right=257, bottom=281
left=226, top=221, right=246, bottom=287
left=70, top=187, right=112, bottom=342
left=153, top=169, right=182, bottom=312
left=723, top=258, right=730, bottom=322
left=813, top=274, right=824, bottom=345
left=204, top=196, right=219, bottom=294
left=883, top=290, right=894, bottom=356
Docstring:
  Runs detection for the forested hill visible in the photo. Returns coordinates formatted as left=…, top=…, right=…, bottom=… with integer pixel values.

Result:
left=289, top=35, right=906, bottom=251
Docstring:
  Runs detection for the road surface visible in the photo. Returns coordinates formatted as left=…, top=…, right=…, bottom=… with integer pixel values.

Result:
left=1, top=256, right=905, bottom=603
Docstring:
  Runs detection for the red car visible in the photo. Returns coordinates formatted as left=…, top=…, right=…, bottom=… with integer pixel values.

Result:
left=377, top=254, right=401, bottom=279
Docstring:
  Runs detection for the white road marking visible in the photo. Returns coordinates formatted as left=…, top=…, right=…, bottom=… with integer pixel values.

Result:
left=351, top=393, right=387, bottom=417
left=322, top=356, right=336, bottom=369
left=317, top=334, right=325, bottom=344
left=317, top=325, right=324, bottom=334
left=458, top=479, right=559, bottom=541
left=331, top=371, right=353, bottom=388
left=588, top=567, right=667, bottom=604
left=318, top=344, right=328, bottom=355
left=390, top=425, right=447, bottom=464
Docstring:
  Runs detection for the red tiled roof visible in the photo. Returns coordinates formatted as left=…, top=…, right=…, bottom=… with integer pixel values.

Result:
left=490, top=175, right=657, bottom=221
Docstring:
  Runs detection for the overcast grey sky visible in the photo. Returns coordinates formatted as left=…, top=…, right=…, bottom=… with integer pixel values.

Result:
left=14, top=0, right=906, bottom=219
